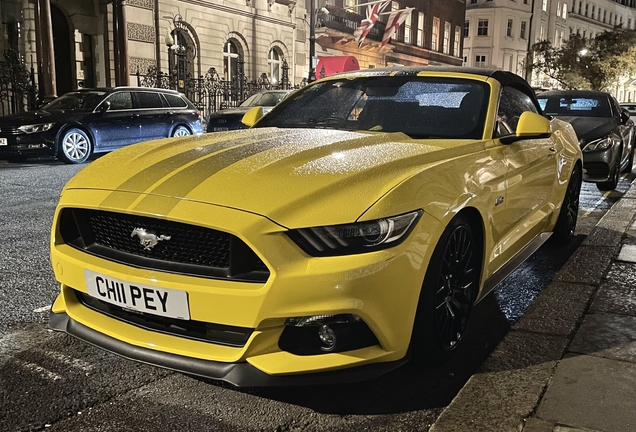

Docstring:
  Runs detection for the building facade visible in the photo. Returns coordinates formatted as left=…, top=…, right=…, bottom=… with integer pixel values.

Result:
left=463, top=0, right=636, bottom=100
left=1, top=0, right=465, bottom=114
left=315, top=0, right=465, bottom=69
left=462, top=0, right=533, bottom=75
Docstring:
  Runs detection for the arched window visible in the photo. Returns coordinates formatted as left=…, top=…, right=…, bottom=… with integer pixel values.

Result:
left=223, top=40, right=240, bottom=81
left=268, top=48, right=282, bottom=85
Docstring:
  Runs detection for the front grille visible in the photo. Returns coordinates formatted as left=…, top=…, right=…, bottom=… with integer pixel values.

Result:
left=59, top=208, right=269, bottom=282
left=75, top=291, right=253, bottom=347
left=583, top=161, right=609, bottom=178
left=0, top=126, right=19, bottom=135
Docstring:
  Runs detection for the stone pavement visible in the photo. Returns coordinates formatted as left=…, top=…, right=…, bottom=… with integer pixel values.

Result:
left=429, top=184, right=636, bottom=432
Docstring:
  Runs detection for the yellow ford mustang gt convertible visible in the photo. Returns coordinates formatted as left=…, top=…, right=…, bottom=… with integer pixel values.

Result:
left=49, top=67, right=582, bottom=386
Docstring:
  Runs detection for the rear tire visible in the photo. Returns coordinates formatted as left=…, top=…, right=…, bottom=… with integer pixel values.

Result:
left=410, top=214, right=480, bottom=366
left=58, top=128, right=92, bottom=164
left=551, top=164, right=581, bottom=245
left=172, top=125, right=191, bottom=137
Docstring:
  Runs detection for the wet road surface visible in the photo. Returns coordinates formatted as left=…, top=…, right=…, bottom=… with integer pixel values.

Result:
left=0, top=157, right=633, bottom=432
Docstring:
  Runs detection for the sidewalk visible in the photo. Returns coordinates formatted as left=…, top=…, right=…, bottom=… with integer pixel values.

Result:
left=429, top=184, right=636, bottom=432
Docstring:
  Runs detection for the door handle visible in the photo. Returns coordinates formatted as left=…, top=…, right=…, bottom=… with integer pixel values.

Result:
left=167, top=111, right=174, bottom=115
left=132, top=113, right=140, bottom=118
left=549, top=147, right=556, bottom=153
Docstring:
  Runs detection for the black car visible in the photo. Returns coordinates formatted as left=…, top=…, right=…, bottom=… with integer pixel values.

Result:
left=206, top=90, right=290, bottom=132
left=538, top=90, right=635, bottom=190
left=621, top=102, right=636, bottom=118
left=0, top=87, right=203, bottom=164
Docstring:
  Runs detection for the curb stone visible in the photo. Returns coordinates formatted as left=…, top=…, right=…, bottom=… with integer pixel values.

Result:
left=429, top=187, right=636, bottom=432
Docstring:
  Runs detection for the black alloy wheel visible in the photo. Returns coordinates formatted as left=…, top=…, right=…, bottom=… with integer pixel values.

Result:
left=411, top=214, right=479, bottom=365
left=551, top=164, right=581, bottom=245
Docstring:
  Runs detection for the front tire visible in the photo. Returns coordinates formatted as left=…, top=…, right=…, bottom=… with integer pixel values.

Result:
left=58, top=128, right=92, bottom=164
left=622, top=146, right=634, bottom=174
left=597, top=155, right=620, bottom=191
left=551, top=164, right=581, bottom=245
left=411, top=214, right=480, bottom=366
left=172, top=125, right=191, bottom=137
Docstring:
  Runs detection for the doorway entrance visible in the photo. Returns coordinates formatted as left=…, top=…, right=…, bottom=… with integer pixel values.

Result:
left=51, top=4, right=72, bottom=96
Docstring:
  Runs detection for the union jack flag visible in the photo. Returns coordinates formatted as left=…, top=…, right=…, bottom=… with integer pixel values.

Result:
left=354, top=1, right=389, bottom=48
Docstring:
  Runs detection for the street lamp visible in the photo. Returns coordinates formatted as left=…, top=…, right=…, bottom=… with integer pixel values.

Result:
left=308, top=0, right=317, bottom=83
left=165, top=32, right=174, bottom=77
left=307, top=4, right=329, bottom=83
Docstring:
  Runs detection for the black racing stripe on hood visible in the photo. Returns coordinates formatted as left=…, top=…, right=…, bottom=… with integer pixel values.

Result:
left=130, top=129, right=312, bottom=212
left=98, top=130, right=274, bottom=209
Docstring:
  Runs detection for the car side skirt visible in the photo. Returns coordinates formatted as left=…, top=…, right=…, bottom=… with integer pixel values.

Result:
left=49, top=311, right=409, bottom=387
left=477, top=232, right=552, bottom=303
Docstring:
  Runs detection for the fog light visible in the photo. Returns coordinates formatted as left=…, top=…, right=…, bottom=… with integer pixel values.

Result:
left=279, top=314, right=379, bottom=355
left=318, top=324, right=337, bottom=351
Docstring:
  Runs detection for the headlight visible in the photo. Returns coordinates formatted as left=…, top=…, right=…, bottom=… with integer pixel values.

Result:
left=17, top=123, right=55, bottom=134
left=582, top=136, right=615, bottom=152
left=287, top=210, right=423, bottom=256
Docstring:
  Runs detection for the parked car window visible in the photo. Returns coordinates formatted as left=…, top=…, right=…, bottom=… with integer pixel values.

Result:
left=239, top=91, right=288, bottom=107
left=106, top=92, right=133, bottom=110
left=164, top=93, right=188, bottom=108
left=609, top=96, right=622, bottom=120
left=44, top=91, right=107, bottom=111
left=496, top=86, right=538, bottom=136
left=134, top=91, right=164, bottom=109
left=538, top=95, right=612, bottom=118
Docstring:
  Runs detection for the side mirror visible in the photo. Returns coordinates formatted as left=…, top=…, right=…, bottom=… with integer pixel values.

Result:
left=621, top=109, right=631, bottom=124
left=500, top=111, right=551, bottom=144
left=96, top=101, right=110, bottom=114
left=241, top=106, right=264, bottom=128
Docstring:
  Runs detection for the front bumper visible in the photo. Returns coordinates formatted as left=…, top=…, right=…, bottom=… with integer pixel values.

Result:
left=49, top=310, right=408, bottom=387
left=0, top=131, right=55, bottom=158
left=50, top=188, right=441, bottom=385
left=581, top=145, right=619, bottom=183
left=206, top=115, right=245, bottom=132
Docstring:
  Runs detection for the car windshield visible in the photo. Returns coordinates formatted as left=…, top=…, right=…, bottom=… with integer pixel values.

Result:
left=240, top=92, right=287, bottom=107
left=538, top=95, right=612, bottom=118
left=255, top=76, right=490, bottom=139
left=43, top=91, right=107, bottom=111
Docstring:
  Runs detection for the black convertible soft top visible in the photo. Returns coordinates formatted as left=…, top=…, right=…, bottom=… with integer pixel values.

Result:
left=334, top=66, right=543, bottom=114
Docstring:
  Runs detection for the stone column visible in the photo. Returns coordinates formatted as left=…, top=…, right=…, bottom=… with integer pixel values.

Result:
left=35, top=0, right=56, bottom=100
left=112, top=0, right=129, bottom=86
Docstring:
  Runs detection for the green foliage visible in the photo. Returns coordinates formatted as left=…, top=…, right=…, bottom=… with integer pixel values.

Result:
left=530, top=29, right=636, bottom=91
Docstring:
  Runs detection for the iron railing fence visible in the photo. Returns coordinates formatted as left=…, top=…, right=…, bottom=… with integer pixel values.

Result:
left=137, top=59, right=299, bottom=125
left=0, top=50, right=38, bottom=117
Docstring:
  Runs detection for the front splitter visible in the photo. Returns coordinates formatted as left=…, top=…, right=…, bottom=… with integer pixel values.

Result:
left=49, top=311, right=409, bottom=387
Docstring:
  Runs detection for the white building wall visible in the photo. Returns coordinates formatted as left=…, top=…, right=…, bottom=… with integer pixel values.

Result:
left=463, top=0, right=531, bottom=74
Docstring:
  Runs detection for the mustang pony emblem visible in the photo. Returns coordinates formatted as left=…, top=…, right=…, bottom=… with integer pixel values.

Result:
left=131, top=227, right=171, bottom=250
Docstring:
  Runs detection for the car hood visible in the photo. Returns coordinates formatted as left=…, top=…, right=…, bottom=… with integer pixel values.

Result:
left=0, top=108, right=82, bottom=126
left=209, top=107, right=251, bottom=117
left=554, top=116, right=617, bottom=142
left=210, top=106, right=276, bottom=117
left=64, top=128, right=479, bottom=227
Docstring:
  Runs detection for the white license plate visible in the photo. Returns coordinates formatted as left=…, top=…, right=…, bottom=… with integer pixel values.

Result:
left=0, top=138, right=7, bottom=146
left=213, top=127, right=228, bottom=132
left=84, top=270, right=190, bottom=320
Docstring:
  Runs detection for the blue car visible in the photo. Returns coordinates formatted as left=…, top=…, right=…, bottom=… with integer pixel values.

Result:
left=0, top=87, right=203, bottom=164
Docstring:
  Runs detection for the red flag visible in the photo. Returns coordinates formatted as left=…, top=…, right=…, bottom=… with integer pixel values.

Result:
left=380, top=8, right=413, bottom=49
left=354, top=1, right=389, bottom=48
